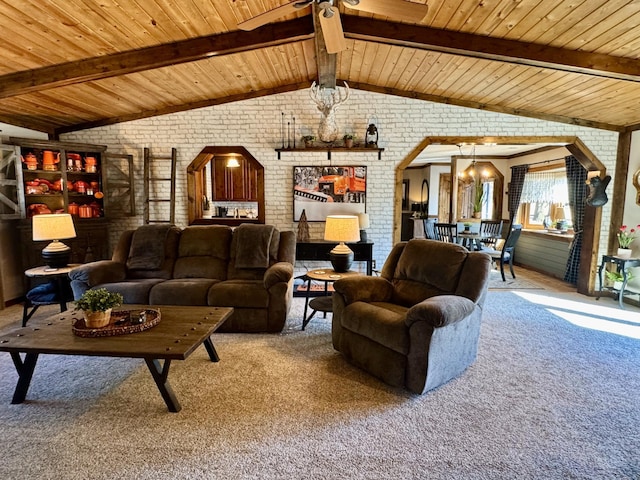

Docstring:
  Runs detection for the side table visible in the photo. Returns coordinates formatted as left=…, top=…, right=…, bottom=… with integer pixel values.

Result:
left=596, top=255, right=640, bottom=309
left=301, top=269, right=360, bottom=330
left=23, top=264, right=79, bottom=326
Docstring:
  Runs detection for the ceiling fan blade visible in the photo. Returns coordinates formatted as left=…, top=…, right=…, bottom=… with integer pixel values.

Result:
left=342, top=0, right=429, bottom=23
left=237, top=1, right=310, bottom=31
left=319, top=8, right=347, bottom=53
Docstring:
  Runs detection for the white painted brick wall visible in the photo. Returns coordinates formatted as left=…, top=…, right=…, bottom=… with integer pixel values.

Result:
left=61, top=89, right=618, bottom=275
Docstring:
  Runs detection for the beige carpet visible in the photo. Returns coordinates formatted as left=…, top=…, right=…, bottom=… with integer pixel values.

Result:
left=0, top=292, right=637, bottom=479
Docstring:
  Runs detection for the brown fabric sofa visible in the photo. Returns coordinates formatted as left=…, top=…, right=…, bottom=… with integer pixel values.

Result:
left=332, top=239, right=491, bottom=394
left=69, top=224, right=296, bottom=332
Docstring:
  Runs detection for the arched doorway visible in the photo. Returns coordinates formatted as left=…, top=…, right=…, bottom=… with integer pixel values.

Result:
left=395, top=136, right=607, bottom=295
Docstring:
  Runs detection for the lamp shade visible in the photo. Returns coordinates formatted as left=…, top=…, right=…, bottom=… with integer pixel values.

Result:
left=324, top=215, right=360, bottom=243
left=32, top=214, right=76, bottom=241
left=553, top=205, right=567, bottom=220
left=32, top=214, right=76, bottom=268
left=357, top=213, right=370, bottom=229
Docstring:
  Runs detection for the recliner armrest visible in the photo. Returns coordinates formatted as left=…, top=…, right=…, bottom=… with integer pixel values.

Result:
left=68, top=261, right=127, bottom=288
left=264, top=262, right=294, bottom=289
left=333, top=276, right=393, bottom=305
left=405, top=295, right=476, bottom=328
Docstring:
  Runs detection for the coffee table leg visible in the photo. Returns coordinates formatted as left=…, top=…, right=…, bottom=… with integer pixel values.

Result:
left=203, top=337, right=219, bottom=362
left=10, top=352, right=39, bottom=404
left=144, top=358, right=181, bottom=413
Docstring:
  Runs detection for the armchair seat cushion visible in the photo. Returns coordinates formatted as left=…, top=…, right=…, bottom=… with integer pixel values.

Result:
left=341, top=301, right=410, bottom=354
left=208, top=280, right=269, bottom=308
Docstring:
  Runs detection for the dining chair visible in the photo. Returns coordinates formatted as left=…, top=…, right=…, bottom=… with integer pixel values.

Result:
left=423, top=218, right=437, bottom=240
left=479, top=220, right=503, bottom=249
left=487, top=224, right=522, bottom=281
left=435, top=223, right=459, bottom=243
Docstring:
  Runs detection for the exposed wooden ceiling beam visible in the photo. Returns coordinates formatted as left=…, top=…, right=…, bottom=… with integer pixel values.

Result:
left=313, top=3, right=337, bottom=89
left=341, top=16, right=640, bottom=82
left=345, top=81, right=623, bottom=132
left=54, top=82, right=311, bottom=135
left=0, top=17, right=314, bottom=100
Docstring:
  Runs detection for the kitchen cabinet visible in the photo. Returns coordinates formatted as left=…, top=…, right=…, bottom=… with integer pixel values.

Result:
left=213, top=156, right=259, bottom=201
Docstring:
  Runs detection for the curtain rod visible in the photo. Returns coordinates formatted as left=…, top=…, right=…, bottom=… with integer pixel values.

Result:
left=514, top=157, right=566, bottom=168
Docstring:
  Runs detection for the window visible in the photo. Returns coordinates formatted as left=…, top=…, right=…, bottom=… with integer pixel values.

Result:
left=517, top=167, right=572, bottom=230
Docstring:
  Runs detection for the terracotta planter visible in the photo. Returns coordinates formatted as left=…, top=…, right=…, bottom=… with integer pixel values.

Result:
left=83, top=308, right=113, bottom=328
left=344, top=138, right=354, bottom=148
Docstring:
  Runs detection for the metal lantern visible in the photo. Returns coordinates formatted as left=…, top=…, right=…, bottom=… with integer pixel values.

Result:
left=365, top=123, right=378, bottom=147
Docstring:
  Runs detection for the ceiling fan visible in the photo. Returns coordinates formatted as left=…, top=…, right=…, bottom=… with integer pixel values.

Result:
left=237, top=0, right=429, bottom=54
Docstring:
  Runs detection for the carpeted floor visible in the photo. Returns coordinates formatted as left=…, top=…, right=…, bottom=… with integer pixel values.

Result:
left=0, top=291, right=638, bottom=479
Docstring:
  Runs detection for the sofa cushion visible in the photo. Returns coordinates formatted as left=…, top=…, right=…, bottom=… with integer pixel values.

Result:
left=340, top=301, right=410, bottom=354
left=127, top=227, right=181, bottom=280
left=234, top=224, right=275, bottom=268
left=149, top=278, right=219, bottom=305
left=227, top=226, right=281, bottom=280
left=208, top=280, right=269, bottom=308
left=95, top=279, right=165, bottom=305
left=173, top=225, right=232, bottom=279
left=391, top=239, right=468, bottom=306
left=126, top=225, right=174, bottom=269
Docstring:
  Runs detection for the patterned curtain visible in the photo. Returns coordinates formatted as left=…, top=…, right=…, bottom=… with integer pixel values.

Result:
left=563, top=155, right=588, bottom=284
left=508, top=165, right=529, bottom=224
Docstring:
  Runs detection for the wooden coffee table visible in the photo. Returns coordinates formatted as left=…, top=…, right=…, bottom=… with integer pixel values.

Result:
left=0, top=305, right=233, bottom=412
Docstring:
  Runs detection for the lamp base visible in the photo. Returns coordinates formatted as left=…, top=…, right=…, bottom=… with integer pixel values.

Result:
left=41, top=241, right=71, bottom=268
left=330, top=251, right=354, bottom=273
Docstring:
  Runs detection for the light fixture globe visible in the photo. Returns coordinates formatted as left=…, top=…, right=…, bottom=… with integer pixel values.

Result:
left=324, top=215, right=360, bottom=272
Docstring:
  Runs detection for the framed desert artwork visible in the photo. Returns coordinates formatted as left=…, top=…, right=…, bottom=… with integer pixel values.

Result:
left=293, top=166, right=367, bottom=221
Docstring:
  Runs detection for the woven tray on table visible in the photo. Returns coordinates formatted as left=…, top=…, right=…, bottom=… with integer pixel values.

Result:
left=72, top=309, right=161, bottom=338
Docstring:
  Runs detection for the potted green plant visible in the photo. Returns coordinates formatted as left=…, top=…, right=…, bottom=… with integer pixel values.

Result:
left=74, top=288, right=123, bottom=328
left=605, top=270, right=634, bottom=290
left=343, top=134, right=354, bottom=148
left=472, top=178, right=485, bottom=219
left=463, top=222, right=472, bottom=232
left=302, top=135, right=315, bottom=148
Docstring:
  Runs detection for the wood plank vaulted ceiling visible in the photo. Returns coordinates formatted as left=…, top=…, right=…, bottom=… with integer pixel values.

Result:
left=3, top=0, right=640, bottom=137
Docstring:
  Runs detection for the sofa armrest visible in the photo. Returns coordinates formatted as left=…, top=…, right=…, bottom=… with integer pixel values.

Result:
left=69, top=261, right=127, bottom=288
left=405, top=295, right=476, bottom=328
left=333, top=276, right=393, bottom=305
left=264, top=262, right=294, bottom=289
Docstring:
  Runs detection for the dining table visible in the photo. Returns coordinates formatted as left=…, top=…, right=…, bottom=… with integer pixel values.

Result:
left=457, top=231, right=498, bottom=251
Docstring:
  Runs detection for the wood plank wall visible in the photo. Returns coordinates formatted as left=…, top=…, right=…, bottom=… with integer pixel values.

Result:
left=516, top=232, right=571, bottom=280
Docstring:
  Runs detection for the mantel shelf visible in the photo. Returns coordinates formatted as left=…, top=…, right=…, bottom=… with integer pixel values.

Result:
left=275, top=146, right=384, bottom=160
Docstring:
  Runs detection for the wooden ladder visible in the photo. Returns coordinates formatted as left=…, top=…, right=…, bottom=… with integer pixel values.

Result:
left=143, top=147, right=177, bottom=225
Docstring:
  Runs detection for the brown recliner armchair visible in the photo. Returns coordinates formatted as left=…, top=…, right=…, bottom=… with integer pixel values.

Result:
left=332, top=239, right=491, bottom=394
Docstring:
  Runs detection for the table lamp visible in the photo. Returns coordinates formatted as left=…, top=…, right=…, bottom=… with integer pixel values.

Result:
left=32, top=213, right=77, bottom=269
left=357, top=212, right=370, bottom=243
left=324, top=215, right=360, bottom=272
